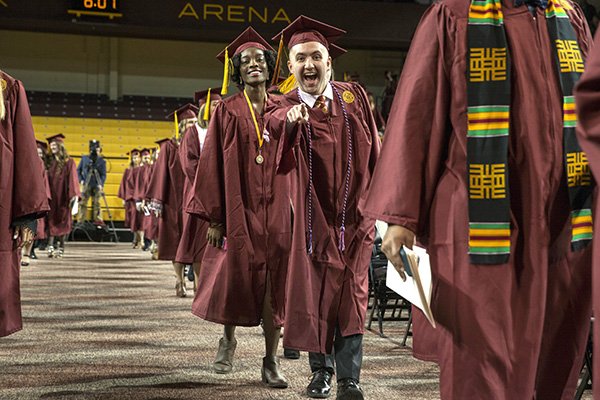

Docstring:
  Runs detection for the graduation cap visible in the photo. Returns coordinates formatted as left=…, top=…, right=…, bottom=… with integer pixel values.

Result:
left=272, top=15, right=347, bottom=58
left=127, top=148, right=141, bottom=156
left=216, top=27, right=275, bottom=96
left=271, top=16, right=347, bottom=89
left=195, top=88, right=223, bottom=121
left=167, top=104, right=199, bottom=140
left=46, top=133, right=66, bottom=143
left=36, top=139, right=48, bottom=151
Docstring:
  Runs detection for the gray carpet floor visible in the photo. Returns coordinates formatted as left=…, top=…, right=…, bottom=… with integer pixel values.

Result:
left=0, top=243, right=591, bottom=399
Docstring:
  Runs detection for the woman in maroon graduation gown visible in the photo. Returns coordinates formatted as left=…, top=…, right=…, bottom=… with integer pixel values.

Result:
left=147, top=106, right=196, bottom=297
left=0, top=70, right=49, bottom=337
left=46, top=133, right=80, bottom=258
left=186, top=27, right=291, bottom=388
left=176, top=90, right=221, bottom=291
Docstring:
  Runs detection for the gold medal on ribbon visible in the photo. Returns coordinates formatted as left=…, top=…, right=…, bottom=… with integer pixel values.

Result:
left=255, top=154, right=264, bottom=165
left=342, top=90, right=355, bottom=104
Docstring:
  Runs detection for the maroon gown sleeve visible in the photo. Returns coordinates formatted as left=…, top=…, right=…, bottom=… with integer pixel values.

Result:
left=9, top=79, right=50, bottom=221
left=575, top=31, right=600, bottom=157
left=145, top=144, right=170, bottom=203
left=179, top=125, right=201, bottom=182
left=118, top=168, right=129, bottom=200
left=361, top=4, right=454, bottom=239
left=187, top=103, right=228, bottom=223
left=265, top=98, right=304, bottom=175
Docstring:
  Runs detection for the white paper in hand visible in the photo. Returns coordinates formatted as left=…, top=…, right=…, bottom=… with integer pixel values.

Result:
left=375, top=220, right=436, bottom=328
left=71, top=198, right=79, bottom=216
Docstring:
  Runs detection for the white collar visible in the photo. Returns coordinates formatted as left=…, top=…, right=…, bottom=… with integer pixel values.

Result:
left=298, top=82, right=334, bottom=108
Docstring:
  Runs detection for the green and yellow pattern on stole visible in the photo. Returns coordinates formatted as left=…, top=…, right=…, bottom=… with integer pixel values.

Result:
left=466, top=0, right=593, bottom=265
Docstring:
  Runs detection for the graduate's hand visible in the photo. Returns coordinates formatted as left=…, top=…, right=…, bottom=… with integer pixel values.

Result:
left=382, top=225, right=415, bottom=281
left=286, top=104, right=309, bottom=126
left=13, top=225, right=34, bottom=246
left=207, top=223, right=225, bottom=248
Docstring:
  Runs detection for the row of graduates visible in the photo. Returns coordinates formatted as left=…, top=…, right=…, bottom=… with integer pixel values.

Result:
left=114, top=17, right=381, bottom=399
left=117, top=93, right=219, bottom=297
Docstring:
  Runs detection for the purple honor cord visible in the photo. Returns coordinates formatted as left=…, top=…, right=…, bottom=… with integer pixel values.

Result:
left=297, top=85, right=353, bottom=254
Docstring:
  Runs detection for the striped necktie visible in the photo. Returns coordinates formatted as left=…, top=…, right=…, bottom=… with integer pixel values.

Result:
left=314, top=95, right=328, bottom=114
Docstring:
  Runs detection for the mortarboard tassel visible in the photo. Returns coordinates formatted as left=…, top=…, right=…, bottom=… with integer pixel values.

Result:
left=278, top=74, right=297, bottom=94
left=272, top=35, right=284, bottom=85
left=203, top=88, right=212, bottom=121
left=174, top=112, right=179, bottom=140
left=221, top=47, right=230, bottom=96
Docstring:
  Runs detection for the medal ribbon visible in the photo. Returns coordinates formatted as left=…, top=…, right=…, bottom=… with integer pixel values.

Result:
left=243, top=89, right=264, bottom=151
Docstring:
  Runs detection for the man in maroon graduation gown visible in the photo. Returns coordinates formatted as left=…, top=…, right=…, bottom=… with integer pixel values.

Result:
left=176, top=90, right=221, bottom=289
left=147, top=105, right=197, bottom=297
left=0, top=70, right=49, bottom=336
left=266, top=16, right=380, bottom=399
left=362, top=1, right=593, bottom=399
left=186, top=27, right=290, bottom=387
left=574, top=30, right=600, bottom=400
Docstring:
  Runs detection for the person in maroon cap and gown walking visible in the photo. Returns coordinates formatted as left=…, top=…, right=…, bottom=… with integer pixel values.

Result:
left=186, top=27, right=291, bottom=388
left=176, top=89, right=221, bottom=290
left=147, top=105, right=197, bottom=297
left=266, top=16, right=380, bottom=400
left=46, top=133, right=80, bottom=259
left=0, top=70, right=50, bottom=337
left=362, top=1, right=594, bottom=399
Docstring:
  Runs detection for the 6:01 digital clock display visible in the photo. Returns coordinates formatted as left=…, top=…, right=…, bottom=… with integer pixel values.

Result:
left=68, top=0, right=122, bottom=20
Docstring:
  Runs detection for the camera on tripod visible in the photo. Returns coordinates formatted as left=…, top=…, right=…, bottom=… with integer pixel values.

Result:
left=89, top=140, right=100, bottom=163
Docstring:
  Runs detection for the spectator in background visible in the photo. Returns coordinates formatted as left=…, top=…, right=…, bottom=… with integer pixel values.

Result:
left=367, top=92, right=386, bottom=137
left=380, top=70, right=398, bottom=122
left=77, top=139, right=107, bottom=224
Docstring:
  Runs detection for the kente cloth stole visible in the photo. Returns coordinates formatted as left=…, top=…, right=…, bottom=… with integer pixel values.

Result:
left=467, top=0, right=593, bottom=264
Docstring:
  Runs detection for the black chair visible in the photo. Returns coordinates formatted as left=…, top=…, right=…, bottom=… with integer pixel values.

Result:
left=367, top=235, right=412, bottom=342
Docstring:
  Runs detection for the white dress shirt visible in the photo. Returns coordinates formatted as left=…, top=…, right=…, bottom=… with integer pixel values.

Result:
left=298, top=82, right=334, bottom=109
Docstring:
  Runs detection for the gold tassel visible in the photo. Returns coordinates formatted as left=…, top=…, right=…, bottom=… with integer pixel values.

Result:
left=278, top=74, right=297, bottom=94
left=174, top=112, right=179, bottom=140
left=203, top=88, right=212, bottom=121
left=272, top=35, right=284, bottom=85
left=221, top=47, right=230, bottom=96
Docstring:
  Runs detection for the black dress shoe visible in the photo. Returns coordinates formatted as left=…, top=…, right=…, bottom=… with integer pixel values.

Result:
left=336, top=378, right=363, bottom=400
left=307, top=368, right=333, bottom=398
left=283, top=348, right=300, bottom=359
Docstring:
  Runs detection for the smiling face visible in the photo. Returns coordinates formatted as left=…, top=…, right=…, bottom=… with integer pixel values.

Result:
left=37, top=147, right=44, bottom=159
left=239, top=47, right=269, bottom=88
left=288, top=41, right=331, bottom=96
left=50, top=141, right=59, bottom=155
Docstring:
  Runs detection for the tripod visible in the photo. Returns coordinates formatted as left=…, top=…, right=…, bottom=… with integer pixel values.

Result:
left=72, top=160, right=119, bottom=242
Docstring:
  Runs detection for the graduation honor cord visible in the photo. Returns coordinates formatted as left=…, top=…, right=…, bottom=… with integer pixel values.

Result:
left=297, top=84, right=353, bottom=254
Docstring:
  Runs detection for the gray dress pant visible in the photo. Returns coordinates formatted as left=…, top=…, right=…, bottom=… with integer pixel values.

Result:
left=308, top=330, right=363, bottom=382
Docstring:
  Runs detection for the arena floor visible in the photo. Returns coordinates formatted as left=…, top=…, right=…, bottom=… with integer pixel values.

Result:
left=0, top=243, right=590, bottom=399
